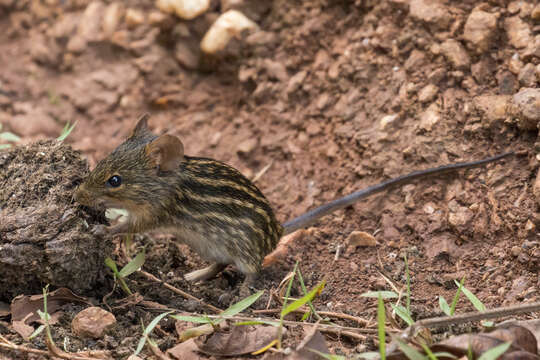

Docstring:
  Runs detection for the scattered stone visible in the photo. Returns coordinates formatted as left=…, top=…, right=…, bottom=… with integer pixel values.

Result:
left=474, top=95, right=510, bottom=126
left=532, top=4, right=540, bottom=20
left=286, top=70, right=307, bottom=95
left=504, top=16, right=532, bottom=49
left=463, top=10, right=498, bottom=53
left=237, top=138, right=258, bottom=155
left=471, top=58, right=496, bottom=84
left=48, top=12, right=80, bottom=40
left=175, top=42, right=199, bottom=69
left=78, top=1, right=105, bottom=42
left=511, top=87, right=540, bottom=130
left=157, top=0, right=210, bottom=20
left=510, top=245, right=521, bottom=257
left=102, top=2, right=124, bottom=37
left=404, top=49, right=426, bottom=71
left=125, top=8, right=145, bottom=28
left=497, top=71, right=518, bottom=95
left=418, top=84, right=438, bottom=103
left=72, top=307, right=116, bottom=339
left=263, top=59, right=288, bottom=82
left=346, top=231, right=377, bottom=249
left=409, top=0, right=451, bottom=29
left=440, top=39, right=470, bottom=69
left=518, top=63, right=537, bottom=87
left=418, top=103, right=440, bottom=131
left=380, top=114, right=398, bottom=129
left=29, top=33, right=61, bottom=66
left=200, top=10, right=258, bottom=54
left=448, top=204, right=474, bottom=232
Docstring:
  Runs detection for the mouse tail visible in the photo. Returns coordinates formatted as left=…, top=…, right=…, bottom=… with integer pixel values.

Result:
left=281, top=151, right=514, bottom=235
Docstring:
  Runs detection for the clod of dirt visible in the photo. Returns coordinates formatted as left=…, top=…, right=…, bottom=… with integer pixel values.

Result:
left=0, top=140, right=112, bottom=301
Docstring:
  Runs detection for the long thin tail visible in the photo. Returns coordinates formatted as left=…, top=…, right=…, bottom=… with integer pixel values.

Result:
left=282, top=152, right=514, bottom=235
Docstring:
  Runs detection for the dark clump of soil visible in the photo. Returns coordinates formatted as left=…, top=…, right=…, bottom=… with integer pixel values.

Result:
left=0, top=140, right=111, bottom=301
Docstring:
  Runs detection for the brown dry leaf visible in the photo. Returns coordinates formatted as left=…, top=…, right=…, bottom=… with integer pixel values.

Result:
left=11, top=320, right=35, bottom=340
left=432, top=325, right=537, bottom=358
left=500, top=319, right=540, bottom=351
left=11, top=287, right=89, bottom=324
left=194, top=325, right=278, bottom=356
left=166, top=339, right=200, bottom=360
left=290, top=327, right=330, bottom=360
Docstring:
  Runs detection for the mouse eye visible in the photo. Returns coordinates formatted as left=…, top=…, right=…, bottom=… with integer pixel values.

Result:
left=107, top=175, right=122, bottom=188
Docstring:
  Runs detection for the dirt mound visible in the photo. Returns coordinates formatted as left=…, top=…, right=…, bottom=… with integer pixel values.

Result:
left=0, top=141, right=111, bottom=300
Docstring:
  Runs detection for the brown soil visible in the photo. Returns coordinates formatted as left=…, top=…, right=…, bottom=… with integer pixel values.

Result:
left=0, top=0, right=539, bottom=358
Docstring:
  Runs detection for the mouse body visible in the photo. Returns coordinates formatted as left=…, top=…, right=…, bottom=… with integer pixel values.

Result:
left=75, top=115, right=512, bottom=283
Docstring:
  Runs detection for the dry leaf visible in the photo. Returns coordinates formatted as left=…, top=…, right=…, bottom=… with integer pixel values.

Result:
left=195, top=325, right=278, bottom=356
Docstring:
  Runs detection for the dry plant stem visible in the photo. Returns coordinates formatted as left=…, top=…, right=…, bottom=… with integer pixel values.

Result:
left=45, top=335, right=103, bottom=360
left=253, top=308, right=369, bottom=326
left=0, top=334, right=50, bottom=357
left=412, top=301, right=540, bottom=331
left=138, top=270, right=221, bottom=313
left=202, top=314, right=381, bottom=337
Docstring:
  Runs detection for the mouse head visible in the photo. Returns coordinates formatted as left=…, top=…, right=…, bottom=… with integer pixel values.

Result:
left=74, top=114, right=185, bottom=211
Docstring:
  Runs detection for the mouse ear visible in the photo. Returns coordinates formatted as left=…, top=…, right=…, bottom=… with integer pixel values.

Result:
left=146, top=134, right=185, bottom=172
left=128, top=113, right=151, bottom=140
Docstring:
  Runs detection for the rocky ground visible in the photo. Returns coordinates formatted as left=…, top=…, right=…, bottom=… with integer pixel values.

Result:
left=0, top=0, right=539, bottom=358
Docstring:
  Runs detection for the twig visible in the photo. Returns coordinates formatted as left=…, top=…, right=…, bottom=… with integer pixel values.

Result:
left=0, top=334, right=50, bottom=356
left=138, top=270, right=221, bottom=313
left=253, top=308, right=370, bottom=326
left=252, top=161, right=273, bottom=183
left=409, top=301, right=540, bottom=334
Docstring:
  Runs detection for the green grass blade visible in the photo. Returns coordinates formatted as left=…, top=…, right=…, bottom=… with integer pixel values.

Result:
left=119, top=250, right=146, bottom=278
left=390, top=304, right=414, bottom=326
left=57, top=121, right=77, bottom=141
left=439, top=296, right=451, bottom=316
left=356, top=352, right=380, bottom=360
left=170, top=315, right=212, bottom=324
left=0, top=131, right=20, bottom=142
left=0, top=144, right=11, bottom=150
left=477, top=342, right=511, bottom=360
left=378, top=293, right=386, bottom=360
left=221, top=290, right=264, bottom=317
left=28, top=325, right=46, bottom=340
left=361, top=291, right=398, bottom=299
left=144, top=311, right=173, bottom=335
left=281, top=280, right=326, bottom=317
left=396, top=340, right=425, bottom=360
left=307, top=348, right=346, bottom=360
left=454, top=280, right=485, bottom=312
left=450, top=277, right=465, bottom=315
left=104, top=257, right=120, bottom=275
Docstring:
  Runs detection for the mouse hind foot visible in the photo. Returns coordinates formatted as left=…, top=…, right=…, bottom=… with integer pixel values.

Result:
left=184, top=263, right=226, bottom=282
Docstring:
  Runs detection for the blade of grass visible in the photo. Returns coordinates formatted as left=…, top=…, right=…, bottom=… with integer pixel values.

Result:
left=134, top=311, right=173, bottom=356
left=57, top=121, right=77, bottom=141
left=221, top=290, right=264, bottom=317
left=396, top=340, right=425, bottom=360
left=477, top=342, right=511, bottom=360
left=390, top=304, right=414, bottom=326
left=439, top=296, right=451, bottom=316
left=378, top=293, right=386, bottom=360
left=453, top=280, right=486, bottom=312
left=450, top=277, right=465, bottom=315
left=118, top=250, right=146, bottom=277
left=295, top=267, right=323, bottom=321
left=281, top=280, right=326, bottom=317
